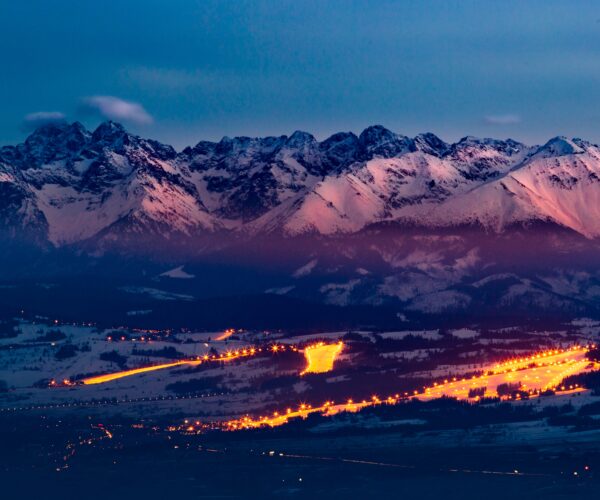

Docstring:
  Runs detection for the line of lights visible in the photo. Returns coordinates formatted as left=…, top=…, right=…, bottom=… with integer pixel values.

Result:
left=207, top=344, right=596, bottom=433
left=52, top=341, right=324, bottom=386
left=79, top=346, right=265, bottom=385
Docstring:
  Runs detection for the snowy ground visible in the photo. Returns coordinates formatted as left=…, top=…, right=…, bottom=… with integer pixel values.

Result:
left=1, top=318, right=599, bottom=423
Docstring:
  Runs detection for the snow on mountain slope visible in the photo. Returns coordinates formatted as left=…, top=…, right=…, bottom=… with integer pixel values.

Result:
left=2, top=122, right=600, bottom=247
left=1, top=121, right=222, bottom=245
left=293, top=175, right=385, bottom=234
left=182, top=125, right=450, bottom=231
left=401, top=137, right=600, bottom=237
left=251, top=139, right=531, bottom=236
left=179, top=133, right=323, bottom=223
left=444, top=136, right=531, bottom=180
left=508, top=139, right=600, bottom=237
left=0, top=160, right=47, bottom=238
left=34, top=167, right=220, bottom=244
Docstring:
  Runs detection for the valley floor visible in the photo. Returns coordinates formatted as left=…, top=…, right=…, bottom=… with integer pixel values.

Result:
left=2, top=410, right=600, bottom=500
left=2, top=317, right=600, bottom=499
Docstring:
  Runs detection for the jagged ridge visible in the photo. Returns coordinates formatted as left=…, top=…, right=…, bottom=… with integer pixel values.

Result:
left=1, top=121, right=600, bottom=248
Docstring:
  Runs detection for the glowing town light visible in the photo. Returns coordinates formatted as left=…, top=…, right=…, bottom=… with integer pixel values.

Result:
left=217, top=344, right=597, bottom=432
left=301, top=341, right=343, bottom=375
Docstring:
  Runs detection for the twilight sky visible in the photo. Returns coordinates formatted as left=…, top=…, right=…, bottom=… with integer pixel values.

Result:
left=2, top=0, right=600, bottom=149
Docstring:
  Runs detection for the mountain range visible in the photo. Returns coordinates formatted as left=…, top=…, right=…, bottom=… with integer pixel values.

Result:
left=2, top=121, right=600, bottom=324
left=2, top=121, right=600, bottom=247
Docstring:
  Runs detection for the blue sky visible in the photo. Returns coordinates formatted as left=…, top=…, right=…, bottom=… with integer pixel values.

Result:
left=2, top=0, right=600, bottom=149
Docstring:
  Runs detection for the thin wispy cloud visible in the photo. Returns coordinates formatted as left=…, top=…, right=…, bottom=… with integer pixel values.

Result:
left=82, top=96, right=153, bottom=125
left=484, top=114, right=522, bottom=125
left=122, top=67, right=210, bottom=90
left=22, top=111, right=66, bottom=130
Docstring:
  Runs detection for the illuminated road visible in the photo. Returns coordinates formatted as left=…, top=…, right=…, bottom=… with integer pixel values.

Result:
left=221, top=345, right=598, bottom=431
left=72, top=341, right=338, bottom=386
left=301, top=342, right=343, bottom=375
left=221, top=399, right=370, bottom=431
left=82, top=360, right=201, bottom=385
left=50, top=341, right=597, bottom=434
left=79, top=347, right=261, bottom=385
left=415, top=349, right=591, bottom=401
left=214, top=328, right=236, bottom=341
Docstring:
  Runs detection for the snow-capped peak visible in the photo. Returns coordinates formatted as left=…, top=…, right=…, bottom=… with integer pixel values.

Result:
left=2, top=122, right=600, bottom=248
left=91, top=120, right=127, bottom=141
left=413, top=133, right=448, bottom=156
left=285, top=130, right=317, bottom=148
left=534, top=136, right=586, bottom=157
left=358, top=125, right=413, bottom=159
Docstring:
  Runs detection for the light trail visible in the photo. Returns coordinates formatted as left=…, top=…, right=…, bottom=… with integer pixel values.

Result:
left=219, top=345, right=598, bottom=432
left=73, top=341, right=340, bottom=386
left=53, top=341, right=597, bottom=435
left=415, top=348, right=593, bottom=402
left=82, top=360, right=201, bottom=385
left=214, top=328, right=236, bottom=341
left=79, top=346, right=263, bottom=385
left=301, top=341, right=343, bottom=375
left=221, top=399, right=371, bottom=431
left=489, top=348, right=588, bottom=374
left=273, top=452, right=549, bottom=477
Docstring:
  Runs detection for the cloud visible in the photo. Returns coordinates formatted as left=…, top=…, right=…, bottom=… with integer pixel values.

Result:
left=122, top=67, right=209, bottom=90
left=484, top=114, right=521, bottom=125
left=22, top=111, right=66, bottom=130
left=120, top=66, right=249, bottom=95
left=81, top=96, right=153, bottom=125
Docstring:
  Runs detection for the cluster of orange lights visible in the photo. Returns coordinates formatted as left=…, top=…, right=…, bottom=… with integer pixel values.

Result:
left=490, top=345, right=594, bottom=372
left=212, top=344, right=597, bottom=432
left=49, top=379, right=76, bottom=387
left=49, top=339, right=598, bottom=435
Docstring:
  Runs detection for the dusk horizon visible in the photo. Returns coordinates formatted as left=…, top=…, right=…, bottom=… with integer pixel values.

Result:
left=4, top=1, right=600, bottom=149
left=2, top=2, right=600, bottom=499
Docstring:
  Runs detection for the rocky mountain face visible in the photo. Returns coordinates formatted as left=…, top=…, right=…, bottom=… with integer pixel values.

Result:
left=3, top=121, right=600, bottom=247
left=0, top=121, right=220, bottom=246
left=2, top=121, right=600, bottom=318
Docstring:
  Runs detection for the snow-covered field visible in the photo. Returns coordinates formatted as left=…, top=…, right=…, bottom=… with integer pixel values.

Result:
left=1, top=318, right=599, bottom=423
